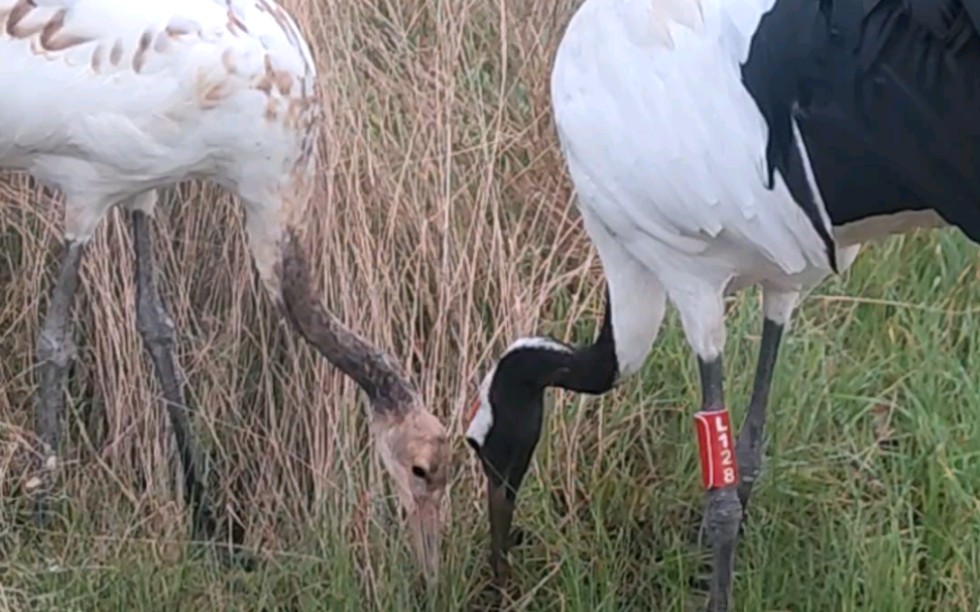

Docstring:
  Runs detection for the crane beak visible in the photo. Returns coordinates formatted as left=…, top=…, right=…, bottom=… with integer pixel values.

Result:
left=487, top=479, right=516, bottom=581
left=408, top=498, right=441, bottom=585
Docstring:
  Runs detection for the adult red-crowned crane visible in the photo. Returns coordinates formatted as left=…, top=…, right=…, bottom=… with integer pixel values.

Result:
left=0, top=0, right=448, bottom=580
left=465, top=0, right=980, bottom=608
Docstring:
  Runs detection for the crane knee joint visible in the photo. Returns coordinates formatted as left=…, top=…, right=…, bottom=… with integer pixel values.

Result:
left=35, top=331, right=76, bottom=369
left=705, top=487, right=742, bottom=544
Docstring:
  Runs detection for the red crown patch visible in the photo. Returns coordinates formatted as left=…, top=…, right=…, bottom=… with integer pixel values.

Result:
left=463, top=396, right=481, bottom=430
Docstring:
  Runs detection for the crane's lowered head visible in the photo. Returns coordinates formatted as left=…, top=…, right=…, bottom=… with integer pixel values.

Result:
left=373, top=405, right=450, bottom=583
left=277, top=233, right=449, bottom=584
left=464, top=293, right=618, bottom=579
left=464, top=331, right=617, bottom=579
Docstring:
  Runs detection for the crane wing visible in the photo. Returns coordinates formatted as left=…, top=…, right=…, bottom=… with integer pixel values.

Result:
left=551, top=0, right=833, bottom=278
left=0, top=0, right=316, bottom=183
left=794, top=0, right=980, bottom=240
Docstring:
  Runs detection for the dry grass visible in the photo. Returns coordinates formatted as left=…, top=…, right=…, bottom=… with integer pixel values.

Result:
left=1, top=0, right=598, bottom=603
left=4, top=1, right=980, bottom=610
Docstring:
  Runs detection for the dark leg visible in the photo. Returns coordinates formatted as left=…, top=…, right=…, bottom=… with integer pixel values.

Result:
left=131, top=209, right=215, bottom=541
left=696, top=355, right=743, bottom=612
left=735, top=318, right=784, bottom=514
left=33, top=240, right=85, bottom=525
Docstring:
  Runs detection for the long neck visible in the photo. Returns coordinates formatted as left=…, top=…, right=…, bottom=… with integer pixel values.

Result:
left=551, top=287, right=618, bottom=394
left=278, top=231, right=416, bottom=415
left=498, top=286, right=619, bottom=396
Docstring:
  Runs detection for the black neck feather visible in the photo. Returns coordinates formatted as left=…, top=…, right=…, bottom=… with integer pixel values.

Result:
left=477, top=287, right=620, bottom=497
left=495, top=286, right=619, bottom=395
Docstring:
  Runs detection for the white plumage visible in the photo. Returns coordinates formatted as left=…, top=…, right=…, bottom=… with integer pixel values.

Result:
left=0, top=0, right=318, bottom=247
left=552, top=0, right=846, bottom=362
left=466, top=0, right=974, bottom=607
left=1, top=0, right=449, bottom=580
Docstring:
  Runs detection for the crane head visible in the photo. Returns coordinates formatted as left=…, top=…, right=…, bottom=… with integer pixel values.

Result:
left=373, top=407, right=450, bottom=585
left=275, top=231, right=450, bottom=584
left=464, top=339, right=566, bottom=580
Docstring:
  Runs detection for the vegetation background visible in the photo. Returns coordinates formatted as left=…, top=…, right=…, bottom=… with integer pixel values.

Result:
left=2, top=1, right=979, bottom=610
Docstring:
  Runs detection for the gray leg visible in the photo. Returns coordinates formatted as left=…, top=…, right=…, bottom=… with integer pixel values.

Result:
left=34, top=240, right=85, bottom=524
left=735, top=318, right=784, bottom=514
left=131, top=209, right=215, bottom=541
left=698, top=355, right=743, bottom=612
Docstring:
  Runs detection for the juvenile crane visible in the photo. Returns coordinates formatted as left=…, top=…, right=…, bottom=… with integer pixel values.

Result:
left=0, top=0, right=448, bottom=579
left=465, top=0, right=980, bottom=608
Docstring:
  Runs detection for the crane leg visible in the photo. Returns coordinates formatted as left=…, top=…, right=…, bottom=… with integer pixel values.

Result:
left=735, top=317, right=784, bottom=515
left=695, top=355, right=742, bottom=612
left=33, top=240, right=85, bottom=525
left=735, top=287, right=795, bottom=515
left=130, top=209, right=216, bottom=542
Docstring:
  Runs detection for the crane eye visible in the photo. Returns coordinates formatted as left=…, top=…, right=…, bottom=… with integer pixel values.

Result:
left=411, top=465, right=428, bottom=480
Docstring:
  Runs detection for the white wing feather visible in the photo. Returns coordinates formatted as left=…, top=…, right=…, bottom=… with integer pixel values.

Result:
left=552, top=0, right=830, bottom=278
left=0, top=0, right=317, bottom=201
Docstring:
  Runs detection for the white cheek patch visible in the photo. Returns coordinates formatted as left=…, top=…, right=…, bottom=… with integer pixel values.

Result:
left=465, top=337, right=572, bottom=448
left=465, top=368, right=496, bottom=447
left=466, top=400, right=494, bottom=447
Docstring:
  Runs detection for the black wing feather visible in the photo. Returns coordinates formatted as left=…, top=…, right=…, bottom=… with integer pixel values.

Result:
left=742, top=0, right=980, bottom=253
left=807, top=0, right=980, bottom=240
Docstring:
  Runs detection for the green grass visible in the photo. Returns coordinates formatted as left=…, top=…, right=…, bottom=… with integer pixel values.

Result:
left=4, top=228, right=979, bottom=611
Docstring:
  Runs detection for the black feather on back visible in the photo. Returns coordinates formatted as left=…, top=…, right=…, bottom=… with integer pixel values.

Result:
left=742, top=0, right=980, bottom=245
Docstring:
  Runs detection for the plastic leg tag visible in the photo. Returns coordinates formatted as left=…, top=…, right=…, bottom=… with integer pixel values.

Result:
left=694, top=409, right=738, bottom=489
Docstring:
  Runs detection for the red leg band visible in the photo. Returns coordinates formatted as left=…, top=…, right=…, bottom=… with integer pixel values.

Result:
left=694, top=408, right=738, bottom=489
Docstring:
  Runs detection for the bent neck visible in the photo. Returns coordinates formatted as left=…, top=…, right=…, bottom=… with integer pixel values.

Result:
left=278, top=231, right=417, bottom=415
left=473, top=287, right=619, bottom=502
left=497, top=287, right=619, bottom=395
